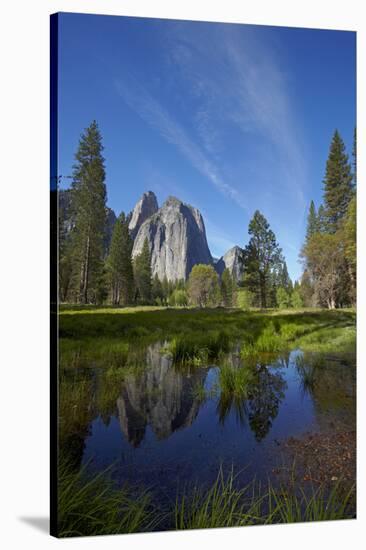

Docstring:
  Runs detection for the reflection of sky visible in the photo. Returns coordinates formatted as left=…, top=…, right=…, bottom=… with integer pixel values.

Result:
left=82, top=350, right=355, bottom=497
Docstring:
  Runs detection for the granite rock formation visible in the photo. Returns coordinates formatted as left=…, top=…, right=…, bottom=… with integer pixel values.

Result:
left=132, top=195, right=212, bottom=281
left=128, top=191, right=159, bottom=240
left=215, top=245, right=244, bottom=282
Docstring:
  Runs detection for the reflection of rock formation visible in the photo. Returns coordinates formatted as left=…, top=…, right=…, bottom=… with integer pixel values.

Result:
left=117, top=343, right=207, bottom=447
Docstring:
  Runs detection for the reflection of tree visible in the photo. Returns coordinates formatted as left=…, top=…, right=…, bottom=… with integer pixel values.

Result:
left=216, top=359, right=287, bottom=440
left=247, top=365, right=287, bottom=440
left=217, top=393, right=248, bottom=426
left=59, top=371, right=95, bottom=470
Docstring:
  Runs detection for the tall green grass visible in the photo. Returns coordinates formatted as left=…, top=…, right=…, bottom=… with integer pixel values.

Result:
left=267, top=481, right=356, bottom=523
left=219, top=364, right=254, bottom=399
left=57, top=460, right=154, bottom=537
left=169, top=331, right=230, bottom=365
left=57, top=461, right=355, bottom=535
left=175, top=469, right=262, bottom=529
left=175, top=469, right=356, bottom=530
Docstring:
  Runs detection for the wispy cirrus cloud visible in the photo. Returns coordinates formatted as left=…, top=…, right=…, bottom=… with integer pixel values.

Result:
left=115, top=75, right=249, bottom=212
left=163, top=23, right=308, bottom=213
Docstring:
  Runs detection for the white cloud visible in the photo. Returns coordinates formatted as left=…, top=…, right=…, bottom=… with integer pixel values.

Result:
left=115, top=75, right=249, bottom=212
left=163, top=23, right=308, bottom=214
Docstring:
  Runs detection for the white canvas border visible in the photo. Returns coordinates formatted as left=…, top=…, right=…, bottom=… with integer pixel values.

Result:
left=0, top=1, right=364, bottom=548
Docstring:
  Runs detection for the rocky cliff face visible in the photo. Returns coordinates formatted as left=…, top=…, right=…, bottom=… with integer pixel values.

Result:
left=215, top=245, right=244, bottom=282
left=132, top=196, right=212, bottom=281
left=128, top=191, right=159, bottom=240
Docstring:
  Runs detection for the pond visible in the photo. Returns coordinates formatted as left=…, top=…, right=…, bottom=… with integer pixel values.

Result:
left=60, top=342, right=356, bottom=501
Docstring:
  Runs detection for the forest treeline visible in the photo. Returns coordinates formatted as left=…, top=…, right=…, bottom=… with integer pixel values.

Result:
left=59, top=122, right=356, bottom=310
left=300, top=129, right=356, bottom=309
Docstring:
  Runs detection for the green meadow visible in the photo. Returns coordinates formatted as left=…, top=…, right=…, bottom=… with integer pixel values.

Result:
left=58, top=306, right=356, bottom=536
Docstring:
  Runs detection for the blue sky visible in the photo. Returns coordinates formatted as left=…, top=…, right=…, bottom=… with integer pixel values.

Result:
left=57, top=13, right=356, bottom=281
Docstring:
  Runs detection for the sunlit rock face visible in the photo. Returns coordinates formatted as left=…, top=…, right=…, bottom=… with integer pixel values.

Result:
left=128, top=191, right=159, bottom=240
left=215, top=245, right=244, bottom=282
left=132, top=196, right=212, bottom=281
left=116, top=343, right=206, bottom=447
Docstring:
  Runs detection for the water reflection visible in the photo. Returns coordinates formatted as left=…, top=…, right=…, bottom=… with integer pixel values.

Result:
left=116, top=343, right=206, bottom=446
left=59, top=340, right=356, bottom=485
left=216, top=359, right=287, bottom=440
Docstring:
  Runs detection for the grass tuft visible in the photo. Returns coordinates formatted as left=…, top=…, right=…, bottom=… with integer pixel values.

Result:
left=57, top=460, right=154, bottom=537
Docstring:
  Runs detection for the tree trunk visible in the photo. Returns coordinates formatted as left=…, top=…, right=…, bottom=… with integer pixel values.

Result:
left=260, top=274, right=266, bottom=308
left=82, top=234, right=90, bottom=304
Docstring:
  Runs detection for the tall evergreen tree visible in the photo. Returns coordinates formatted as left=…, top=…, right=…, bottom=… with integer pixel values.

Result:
left=221, top=268, right=234, bottom=307
left=107, top=212, right=134, bottom=305
left=306, top=200, right=318, bottom=242
left=344, top=195, right=356, bottom=306
left=278, top=259, right=293, bottom=293
left=352, top=127, right=357, bottom=187
left=323, top=130, right=353, bottom=232
left=152, top=274, right=164, bottom=304
left=317, top=204, right=326, bottom=233
left=69, top=121, right=107, bottom=303
left=133, top=238, right=152, bottom=303
left=242, top=211, right=282, bottom=308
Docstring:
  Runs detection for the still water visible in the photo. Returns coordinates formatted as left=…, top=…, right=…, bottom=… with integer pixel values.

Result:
left=65, top=343, right=356, bottom=497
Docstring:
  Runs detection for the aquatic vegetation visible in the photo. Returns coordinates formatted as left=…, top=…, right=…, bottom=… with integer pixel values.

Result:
left=295, top=355, right=318, bottom=392
left=241, top=325, right=286, bottom=357
left=175, top=468, right=356, bottom=530
left=57, top=460, right=154, bottom=537
left=267, top=481, right=356, bottom=523
left=191, top=381, right=207, bottom=402
left=219, top=363, right=254, bottom=399
left=175, top=468, right=260, bottom=529
left=169, top=331, right=230, bottom=365
left=57, top=306, right=356, bottom=533
left=57, top=461, right=356, bottom=536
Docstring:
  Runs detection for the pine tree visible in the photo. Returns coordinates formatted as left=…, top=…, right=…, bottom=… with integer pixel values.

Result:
left=317, top=204, right=326, bottom=233
left=221, top=268, right=234, bottom=307
left=278, top=259, right=293, bottom=293
left=299, top=269, right=314, bottom=307
left=152, top=274, right=164, bottom=304
left=133, top=238, right=152, bottom=303
left=323, top=130, right=353, bottom=232
left=161, top=276, right=169, bottom=304
left=69, top=121, right=107, bottom=303
left=306, top=200, right=318, bottom=242
left=344, top=195, right=356, bottom=306
left=276, top=287, right=290, bottom=309
left=107, top=212, right=134, bottom=305
left=242, top=211, right=282, bottom=308
left=352, top=127, right=357, bottom=187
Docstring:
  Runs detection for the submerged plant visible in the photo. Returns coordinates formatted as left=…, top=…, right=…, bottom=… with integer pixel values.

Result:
left=191, top=381, right=207, bottom=402
left=295, top=354, right=319, bottom=393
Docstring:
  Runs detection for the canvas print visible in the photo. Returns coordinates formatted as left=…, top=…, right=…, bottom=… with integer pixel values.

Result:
left=50, top=12, right=356, bottom=538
